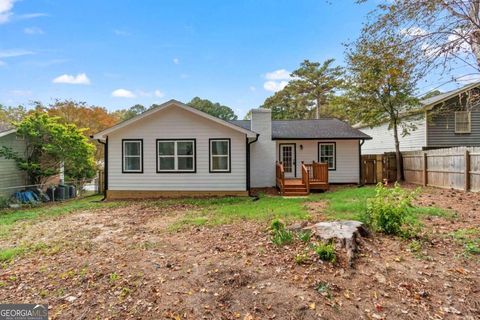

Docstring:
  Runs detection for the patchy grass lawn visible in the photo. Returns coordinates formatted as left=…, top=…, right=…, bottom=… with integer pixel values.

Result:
left=165, top=185, right=451, bottom=232
left=0, top=185, right=478, bottom=319
left=0, top=195, right=123, bottom=262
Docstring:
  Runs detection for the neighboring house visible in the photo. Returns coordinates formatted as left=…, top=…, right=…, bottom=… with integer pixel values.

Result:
left=0, top=124, right=27, bottom=197
left=361, top=82, right=480, bottom=154
left=93, top=100, right=371, bottom=199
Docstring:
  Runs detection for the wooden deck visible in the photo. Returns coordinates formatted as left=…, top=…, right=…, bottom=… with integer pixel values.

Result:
left=276, top=162, right=329, bottom=196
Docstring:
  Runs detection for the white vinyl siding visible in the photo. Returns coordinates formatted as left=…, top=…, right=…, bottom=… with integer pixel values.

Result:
left=0, top=132, right=27, bottom=196
left=275, top=139, right=360, bottom=183
left=108, top=106, right=246, bottom=191
left=360, top=115, right=426, bottom=154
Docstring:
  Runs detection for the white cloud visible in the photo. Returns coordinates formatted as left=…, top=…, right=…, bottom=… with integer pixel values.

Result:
left=113, top=29, right=131, bottom=36
left=263, top=80, right=288, bottom=92
left=265, top=69, right=292, bottom=80
left=10, top=89, right=31, bottom=96
left=263, top=68, right=292, bottom=92
left=0, top=0, right=15, bottom=24
left=24, top=26, right=44, bottom=35
left=154, top=89, right=164, bottom=97
left=53, top=73, right=91, bottom=85
left=249, top=86, right=256, bottom=92
left=17, top=13, right=48, bottom=20
left=112, top=88, right=136, bottom=98
left=400, top=27, right=427, bottom=37
left=0, top=49, right=34, bottom=58
left=173, top=58, right=180, bottom=64
left=0, top=60, right=5, bottom=66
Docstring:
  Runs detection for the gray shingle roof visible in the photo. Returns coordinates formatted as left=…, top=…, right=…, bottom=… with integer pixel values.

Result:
left=230, top=119, right=371, bottom=140
left=420, top=81, right=480, bottom=108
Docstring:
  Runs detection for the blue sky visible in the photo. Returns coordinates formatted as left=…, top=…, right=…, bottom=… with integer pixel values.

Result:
left=0, top=0, right=476, bottom=118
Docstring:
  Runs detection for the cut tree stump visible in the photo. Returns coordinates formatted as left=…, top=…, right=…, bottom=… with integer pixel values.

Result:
left=303, top=221, right=369, bottom=267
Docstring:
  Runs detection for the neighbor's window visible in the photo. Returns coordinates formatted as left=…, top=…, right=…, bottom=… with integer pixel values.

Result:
left=157, top=140, right=195, bottom=172
left=123, top=140, right=143, bottom=173
left=455, top=111, right=471, bottom=133
left=210, top=139, right=230, bottom=172
left=319, top=143, right=336, bottom=170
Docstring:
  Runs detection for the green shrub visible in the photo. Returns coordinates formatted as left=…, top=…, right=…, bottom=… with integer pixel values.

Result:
left=364, top=183, right=418, bottom=236
left=270, top=219, right=294, bottom=246
left=271, top=229, right=294, bottom=246
left=0, top=197, right=8, bottom=209
left=270, top=219, right=285, bottom=232
left=294, top=252, right=309, bottom=265
left=312, top=242, right=336, bottom=263
left=465, top=241, right=480, bottom=255
left=298, top=230, right=312, bottom=243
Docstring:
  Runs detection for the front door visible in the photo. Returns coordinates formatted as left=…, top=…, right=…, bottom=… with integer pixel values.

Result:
left=280, top=144, right=296, bottom=178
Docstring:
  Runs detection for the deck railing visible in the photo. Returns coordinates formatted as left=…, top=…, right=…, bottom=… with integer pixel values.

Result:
left=276, top=161, right=285, bottom=194
left=301, top=162, right=310, bottom=193
left=303, top=161, right=329, bottom=184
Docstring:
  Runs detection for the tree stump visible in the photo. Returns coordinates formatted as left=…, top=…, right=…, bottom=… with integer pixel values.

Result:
left=304, top=221, right=368, bottom=267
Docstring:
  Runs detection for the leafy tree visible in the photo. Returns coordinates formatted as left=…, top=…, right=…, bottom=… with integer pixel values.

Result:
left=112, top=104, right=148, bottom=121
left=187, top=97, right=238, bottom=120
left=421, top=90, right=443, bottom=100
left=262, top=86, right=312, bottom=120
left=261, top=59, right=344, bottom=119
left=0, top=105, right=27, bottom=127
left=35, top=100, right=121, bottom=161
left=0, top=112, right=96, bottom=185
left=361, top=0, right=480, bottom=76
left=344, top=31, right=420, bottom=181
left=289, top=59, right=344, bottom=119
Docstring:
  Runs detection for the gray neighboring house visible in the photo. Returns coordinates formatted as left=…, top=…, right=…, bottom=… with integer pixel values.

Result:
left=361, top=82, right=480, bottom=154
left=0, top=124, right=27, bottom=197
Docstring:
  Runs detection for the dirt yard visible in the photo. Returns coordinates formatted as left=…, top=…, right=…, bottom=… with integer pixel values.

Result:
left=0, top=187, right=479, bottom=320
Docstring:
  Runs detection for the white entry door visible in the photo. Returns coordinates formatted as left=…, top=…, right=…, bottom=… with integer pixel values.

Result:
left=280, top=144, right=296, bottom=178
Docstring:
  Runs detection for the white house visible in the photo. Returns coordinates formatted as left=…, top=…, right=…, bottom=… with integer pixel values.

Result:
left=93, top=100, right=371, bottom=199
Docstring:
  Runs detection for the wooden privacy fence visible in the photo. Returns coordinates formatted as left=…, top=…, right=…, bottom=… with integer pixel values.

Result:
left=402, top=147, right=480, bottom=191
left=361, top=153, right=397, bottom=185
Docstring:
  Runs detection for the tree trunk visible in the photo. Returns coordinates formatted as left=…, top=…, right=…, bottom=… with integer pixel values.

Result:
left=392, top=121, right=403, bottom=182
left=469, top=2, right=480, bottom=69
left=315, top=97, right=320, bottom=119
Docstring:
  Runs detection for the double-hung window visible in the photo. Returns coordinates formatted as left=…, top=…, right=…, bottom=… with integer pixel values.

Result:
left=318, top=143, right=336, bottom=170
left=123, top=139, right=143, bottom=173
left=210, top=139, right=231, bottom=172
left=455, top=111, right=471, bottom=133
left=157, top=139, right=196, bottom=172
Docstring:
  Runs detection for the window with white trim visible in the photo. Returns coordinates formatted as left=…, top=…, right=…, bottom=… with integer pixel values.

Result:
left=157, top=140, right=195, bottom=172
left=319, top=143, right=335, bottom=170
left=455, top=111, right=471, bottom=133
left=123, top=140, right=143, bottom=172
left=210, top=139, right=230, bottom=172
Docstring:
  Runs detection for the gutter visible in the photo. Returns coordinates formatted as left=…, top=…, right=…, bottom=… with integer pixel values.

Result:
left=93, top=136, right=108, bottom=201
left=246, top=133, right=260, bottom=195
left=358, top=139, right=365, bottom=186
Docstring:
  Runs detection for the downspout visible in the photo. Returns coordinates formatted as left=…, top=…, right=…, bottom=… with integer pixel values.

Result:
left=246, top=133, right=259, bottom=195
left=358, top=139, right=365, bottom=187
left=96, top=136, right=108, bottom=201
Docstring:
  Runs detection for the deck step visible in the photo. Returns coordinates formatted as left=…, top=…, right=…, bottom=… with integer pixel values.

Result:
left=284, top=186, right=307, bottom=191
left=283, top=191, right=309, bottom=196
